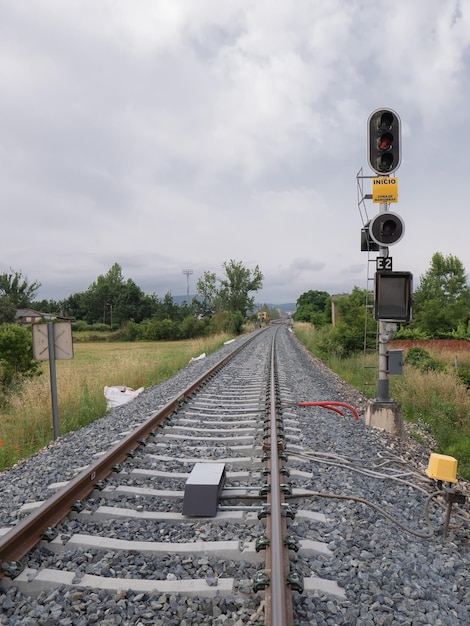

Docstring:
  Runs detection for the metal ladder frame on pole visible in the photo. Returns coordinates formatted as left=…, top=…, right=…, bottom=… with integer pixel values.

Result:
left=356, top=168, right=379, bottom=396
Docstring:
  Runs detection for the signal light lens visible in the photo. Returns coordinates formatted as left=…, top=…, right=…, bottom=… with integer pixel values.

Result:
left=378, top=132, right=393, bottom=150
left=379, top=112, right=394, bottom=130
left=368, top=211, right=405, bottom=246
left=377, top=152, right=394, bottom=172
left=381, top=218, right=398, bottom=237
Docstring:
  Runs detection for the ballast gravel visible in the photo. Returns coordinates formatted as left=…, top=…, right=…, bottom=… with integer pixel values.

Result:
left=1, top=326, right=470, bottom=625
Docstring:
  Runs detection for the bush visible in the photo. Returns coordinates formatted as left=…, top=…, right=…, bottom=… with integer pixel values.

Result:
left=315, top=322, right=365, bottom=358
left=72, top=320, right=111, bottom=334
left=450, top=322, right=470, bottom=339
left=158, top=319, right=179, bottom=340
left=72, top=320, right=90, bottom=332
left=210, top=311, right=244, bottom=335
left=394, top=326, right=430, bottom=340
left=446, top=439, right=470, bottom=478
left=405, top=347, right=441, bottom=372
left=0, top=324, right=41, bottom=392
left=456, top=363, right=470, bottom=388
left=230, top=311, right=245, bottom=334
left=89, top=323, right=110, bottom=332
left=179, top=315, right=208, bottom=339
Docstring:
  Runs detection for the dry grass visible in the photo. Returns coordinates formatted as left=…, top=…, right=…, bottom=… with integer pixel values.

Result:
left=293, top=322, right=470, bottom=478
left=421, top=347, right=470, bottom=367
left=392, top=367, right=469, bottom=429
left=0, top=335, right=229, bottom=470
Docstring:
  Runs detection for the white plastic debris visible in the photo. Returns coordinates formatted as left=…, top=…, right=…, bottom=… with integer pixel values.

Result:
left=189, top=352, right=206, bottom=363
left=104, top=385, right=145, bottom=410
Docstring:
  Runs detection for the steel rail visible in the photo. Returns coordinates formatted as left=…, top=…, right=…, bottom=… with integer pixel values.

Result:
left=264, top=331, right=294, bottom=626
left=0, top=331, right=264, bottom=576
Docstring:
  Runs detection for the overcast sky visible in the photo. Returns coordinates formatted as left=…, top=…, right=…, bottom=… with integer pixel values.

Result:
left=1, top=1, right=469, bottom=306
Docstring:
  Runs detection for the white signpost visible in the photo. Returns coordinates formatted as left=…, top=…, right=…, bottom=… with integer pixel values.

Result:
left=32, top=322, right=74, bottom=440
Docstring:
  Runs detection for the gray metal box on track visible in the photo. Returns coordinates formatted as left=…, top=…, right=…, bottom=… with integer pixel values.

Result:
left=182, top=462, right=226, bottom=517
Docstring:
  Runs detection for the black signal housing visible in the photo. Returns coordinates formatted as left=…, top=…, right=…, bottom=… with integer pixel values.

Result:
left=368, top=108, right=401, bottom=175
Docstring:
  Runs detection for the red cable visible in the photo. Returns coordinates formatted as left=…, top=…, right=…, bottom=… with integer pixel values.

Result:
left=298, top=401, right=359, bottom=421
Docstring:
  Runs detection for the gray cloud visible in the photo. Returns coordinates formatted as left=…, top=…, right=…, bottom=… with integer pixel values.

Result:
left=1, top=0, right=469, bottom=306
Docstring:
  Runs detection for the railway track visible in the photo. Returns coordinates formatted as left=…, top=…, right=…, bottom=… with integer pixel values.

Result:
left=1, top=326, right=341, bottom=625
left=1, top=325, right=469, bottom=625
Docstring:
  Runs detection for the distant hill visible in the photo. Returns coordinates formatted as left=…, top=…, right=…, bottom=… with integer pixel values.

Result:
left=171, top=294, right=194, bottom=305
left=273, top=303, right=296, bottom=312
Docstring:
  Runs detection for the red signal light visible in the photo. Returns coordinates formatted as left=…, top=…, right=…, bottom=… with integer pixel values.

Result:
left=379, top=133, right=393, bottom=150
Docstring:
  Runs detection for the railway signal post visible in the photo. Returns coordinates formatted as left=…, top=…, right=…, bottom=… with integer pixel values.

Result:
left=363, top=108, right=411, bottom=436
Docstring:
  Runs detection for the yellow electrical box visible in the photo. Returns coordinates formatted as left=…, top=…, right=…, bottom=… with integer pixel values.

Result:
left=425, top=453, right=458, bottom=483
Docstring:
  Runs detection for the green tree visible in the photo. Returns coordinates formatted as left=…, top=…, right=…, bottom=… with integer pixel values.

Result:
left=0, top=268, right=41, bottom=309
left=412, top=252, right=470, bottom=337
left=81, top=263, right=126, bottom=325
left=74, top=263, right=157, bottom=327
left=0, top=324, right=41, bottom=391
left=0, top=296, right=16, bottom=325
left=294, top=290, right=330, bottom=326
left=117, top=280, right=157, bottom=325
left=32, top=299, right=62, bottom=314
left=196, top=261, right=263, bottom=319
left=218, top=260, right=264, bottom=317
left=160, top=292, right=178, bottom=321
left=194, top=271, right=221, bottom=316
left=62, top=292, right=87, bottom=321
left=317, top=287, right=375, bottom=357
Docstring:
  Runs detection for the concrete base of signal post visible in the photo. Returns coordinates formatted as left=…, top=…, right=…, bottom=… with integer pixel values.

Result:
left=364, top=399, right=406, bottom=438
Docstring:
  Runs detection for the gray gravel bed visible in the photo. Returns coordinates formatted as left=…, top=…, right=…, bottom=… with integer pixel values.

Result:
left=1, top=585, right=262, bottom=626
left=89, top=494, right=185, bottom=514
left=104, top=475, right=186, bottom=490
left=54, top=518, right=260, bottom=544
left=0, top=333, right=256, bottom=528
left=143, top=444, right=254, bottom=460
left=1, top=326, right=470, bottom=625
left=24, top=546, right=259, bottom=582
left=274, top=328, right=470, bottom=625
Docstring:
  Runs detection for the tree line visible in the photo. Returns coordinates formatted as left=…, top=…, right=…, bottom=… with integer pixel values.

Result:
left=1, top=261, right=263, bottom=329
left=4, top=250, right=466, bottom=394
left=293, top=252, right=470, bottom=357
left=0, top=260, right=263, bottom=391
left=0, top=260, right=264, bottom=394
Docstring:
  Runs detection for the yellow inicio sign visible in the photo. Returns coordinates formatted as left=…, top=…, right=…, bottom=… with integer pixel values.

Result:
left=372, top=177, right=398, bottom=203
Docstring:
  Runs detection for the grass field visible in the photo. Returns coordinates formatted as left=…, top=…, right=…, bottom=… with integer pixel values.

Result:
left=294, top=322, right=470, bottom=479
left=3, top=326, right=469, bottom=479
left=0, top=334, right=230, bottom=471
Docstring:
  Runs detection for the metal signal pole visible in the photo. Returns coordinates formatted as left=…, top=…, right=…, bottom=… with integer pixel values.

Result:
left=364, top=108, right=408, bottom=436
left=377, top=201, right=394, bottom=402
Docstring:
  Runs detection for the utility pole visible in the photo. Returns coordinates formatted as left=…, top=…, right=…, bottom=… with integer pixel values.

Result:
left=106, top=302, right=113, bottom=330
left=182, top=268, right=193, bottom=300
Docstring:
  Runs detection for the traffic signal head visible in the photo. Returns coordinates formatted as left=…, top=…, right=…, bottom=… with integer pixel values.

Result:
left=374, top=271, right=412, bottom=322
left=368, top=108, right=401, bottom=175
left=368, top=211, right=405, bottom=247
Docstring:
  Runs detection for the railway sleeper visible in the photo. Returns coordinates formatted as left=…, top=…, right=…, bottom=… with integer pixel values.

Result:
left=37, top=533, right=331, bottom=561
